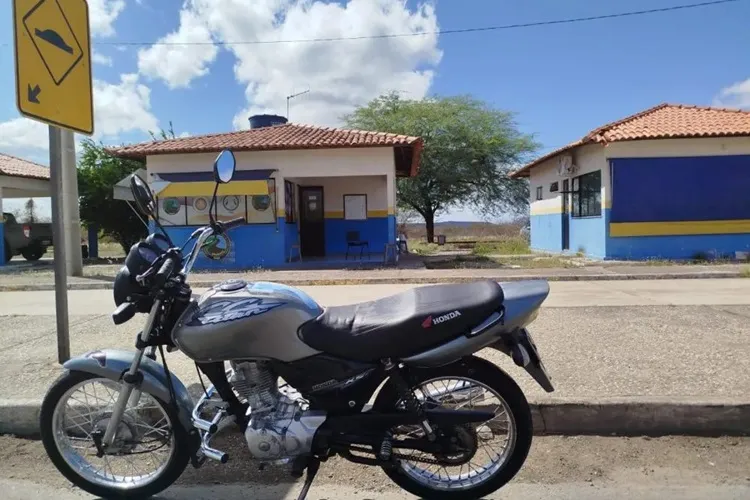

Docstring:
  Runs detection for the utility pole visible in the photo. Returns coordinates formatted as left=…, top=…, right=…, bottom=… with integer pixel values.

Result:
left=62, top=129, right=83, bottom=276
left=286, top=89, right=310, bottom=121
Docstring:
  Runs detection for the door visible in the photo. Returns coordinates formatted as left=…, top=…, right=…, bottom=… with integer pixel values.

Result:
left=561, top=179, right=570, bottom=250
left=299, top=187, right=325, bottom=257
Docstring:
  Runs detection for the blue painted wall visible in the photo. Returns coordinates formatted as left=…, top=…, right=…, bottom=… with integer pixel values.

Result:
left=611, top=155, right=750, bottom=222
left=569, top=210, right=607, bottom=258
left=531, top=210, right=607, bottom=258
left=324, top=217, right=389, bottom=254
left=0, top=222, right=5, bottom=265
left=163, top=222, right=286, bottom=269
left=608, top=155, right=750, bottom=260
left=387, top=215, right=396, bottom=244
left=608, top=233, right=750, bottom=260
left=530, top=213, right=562, bottom=253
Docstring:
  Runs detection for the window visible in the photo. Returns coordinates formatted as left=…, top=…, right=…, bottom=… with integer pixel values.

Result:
left=571, top=170, right=602, bottom=217
left=344, top=194, right=367, bottom=220
left=535, top=186, right=543, bottom=201
left=550, top=181, right=559, bottom=192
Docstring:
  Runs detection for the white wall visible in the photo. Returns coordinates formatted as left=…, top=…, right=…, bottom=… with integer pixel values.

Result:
left=147, top=147, right=396, bottom=178
left=529, top=143, right=609, bottom=215
left=289, top=175, right=388, bottom=213
left=603, top=136, right=750, bottom=158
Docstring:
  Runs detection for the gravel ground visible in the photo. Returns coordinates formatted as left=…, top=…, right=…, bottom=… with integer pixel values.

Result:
left=0, top=435, right=747, bottom=497
left=1, top=305, right=748, bottom=402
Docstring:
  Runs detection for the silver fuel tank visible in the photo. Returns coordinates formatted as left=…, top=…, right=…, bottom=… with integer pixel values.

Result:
left=172, top=280, right=323, bottom=363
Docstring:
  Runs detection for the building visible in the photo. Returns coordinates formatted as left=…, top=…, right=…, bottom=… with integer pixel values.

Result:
left=108, top=116, right=422, bottom=269
left=511, top=104, right=750, bottom=260
left=1, top=153, right=51, bottom=265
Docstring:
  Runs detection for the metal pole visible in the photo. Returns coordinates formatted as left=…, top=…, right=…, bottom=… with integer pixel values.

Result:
left=61, top=129, right=83, bottom=276
left=49, top=125, right=70, bottom=363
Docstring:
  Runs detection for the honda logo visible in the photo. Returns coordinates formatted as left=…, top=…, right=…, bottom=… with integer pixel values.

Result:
left=422, top=310, right=461, bottom=328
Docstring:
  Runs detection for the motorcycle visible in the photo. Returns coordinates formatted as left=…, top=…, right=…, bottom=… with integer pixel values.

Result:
left=39, top=149, right=554, bottom=499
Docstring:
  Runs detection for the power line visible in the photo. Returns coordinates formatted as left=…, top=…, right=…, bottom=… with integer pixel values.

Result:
left=97, top=0, right=741, bottom=47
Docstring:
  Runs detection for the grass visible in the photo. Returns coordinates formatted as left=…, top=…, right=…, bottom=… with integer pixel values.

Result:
left=741, top=267, right=750, bottom=278
left=424, top=254, right=578, bottom=270
left=471, top=237, right=530, bottom=256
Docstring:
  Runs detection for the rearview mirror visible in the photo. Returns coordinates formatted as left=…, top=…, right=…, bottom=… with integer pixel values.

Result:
left=213, top=149, right=236, bottom=184
left=130, top=174, right=156, bottom=218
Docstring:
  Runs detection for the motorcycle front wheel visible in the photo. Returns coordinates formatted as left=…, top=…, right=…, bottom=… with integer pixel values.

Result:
left=40, top=370, right=190, bottom=498
left=373, top=356, right=533, bottom=500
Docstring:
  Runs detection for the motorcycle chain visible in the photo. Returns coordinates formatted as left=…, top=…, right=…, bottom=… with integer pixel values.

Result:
left=349, top=445, right=450, bottom=466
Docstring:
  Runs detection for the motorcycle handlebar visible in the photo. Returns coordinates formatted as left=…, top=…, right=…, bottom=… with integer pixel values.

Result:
left=222, top=217, right=246, bottom=231
left=154, top=256, right=175, bottom=287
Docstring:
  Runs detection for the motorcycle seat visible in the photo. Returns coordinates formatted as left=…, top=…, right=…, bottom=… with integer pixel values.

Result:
left=299, top=280, right=504, bottom=362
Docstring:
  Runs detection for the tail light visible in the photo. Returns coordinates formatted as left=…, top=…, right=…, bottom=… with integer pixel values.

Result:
left=23, top=225, right=31, bottom=238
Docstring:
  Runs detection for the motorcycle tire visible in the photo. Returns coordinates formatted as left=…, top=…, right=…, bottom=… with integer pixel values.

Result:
left=40, top=370, right=191, bottom=499
left=373, top=355, right=533, bottom=500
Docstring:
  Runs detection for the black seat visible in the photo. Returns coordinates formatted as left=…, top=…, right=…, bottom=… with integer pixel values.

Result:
left=299, top=280, right=503, bottom=362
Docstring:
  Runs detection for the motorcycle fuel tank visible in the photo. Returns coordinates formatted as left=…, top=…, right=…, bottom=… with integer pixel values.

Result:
left=172, top=280, right=324, bottom=363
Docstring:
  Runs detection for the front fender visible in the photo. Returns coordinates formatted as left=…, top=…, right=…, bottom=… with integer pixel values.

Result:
left=64, top=349, right=194, bottom=430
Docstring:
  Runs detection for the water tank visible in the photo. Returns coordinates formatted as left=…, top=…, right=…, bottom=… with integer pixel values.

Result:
left=249, top=114, right=288, bottom=129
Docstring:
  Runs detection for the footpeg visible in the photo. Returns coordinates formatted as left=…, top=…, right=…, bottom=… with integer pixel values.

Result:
left=378, top=435, right=393, bottom=461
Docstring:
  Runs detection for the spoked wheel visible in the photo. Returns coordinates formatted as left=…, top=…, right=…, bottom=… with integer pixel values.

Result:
left=40, top=371, right=190, bottom=498
left=373, top=356, right=533, bottom=500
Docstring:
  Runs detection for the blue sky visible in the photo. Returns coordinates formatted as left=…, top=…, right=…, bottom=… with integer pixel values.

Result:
left=2, top=0, right=749, bottom=220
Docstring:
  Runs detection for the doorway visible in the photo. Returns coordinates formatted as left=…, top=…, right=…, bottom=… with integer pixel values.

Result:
left=561, top=179, right=570, bottom=251
left=299, top=186, right=325, bottom=257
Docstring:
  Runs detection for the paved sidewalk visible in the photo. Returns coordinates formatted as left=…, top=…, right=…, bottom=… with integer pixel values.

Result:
left=1, top=280, right=749, bottom=436
left=0, top=262, right=747, bottom=290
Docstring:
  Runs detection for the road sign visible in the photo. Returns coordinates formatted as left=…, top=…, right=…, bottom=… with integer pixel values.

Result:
left=13, top=0, right=94, bottom=135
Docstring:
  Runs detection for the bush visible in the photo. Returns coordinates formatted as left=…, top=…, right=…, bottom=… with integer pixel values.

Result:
left=472, top=237, right=530, bottom=256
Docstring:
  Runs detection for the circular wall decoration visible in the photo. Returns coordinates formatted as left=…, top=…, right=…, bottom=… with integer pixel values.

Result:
left=193, top=197, right=208, bottom=212
left=203, top=233, right=232, bottom=260
left=162, top=198, right=181, bottom=215
left=252, top=195, right=271, bottom=211
left=223, top=195, right=240, bottom=212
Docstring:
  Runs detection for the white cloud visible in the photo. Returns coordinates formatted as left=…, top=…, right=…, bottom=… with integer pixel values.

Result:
left=0, top=75, right=159, bottom=161
left=92, top=50, right=113, bottom=66
left=137, top=3, right=218, bottom=89
left=714, top=78, right=750, bottom=109
left=88, top=0, right=126, bottom=38
left=137, top=0, right=441, bottom=127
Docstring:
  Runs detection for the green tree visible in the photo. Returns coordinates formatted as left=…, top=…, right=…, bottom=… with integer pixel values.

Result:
left=345, top=93, right=537, bottom=242
left=77, top=139, right=147, bottom=254
left=149, top=121, right=177, bottom=141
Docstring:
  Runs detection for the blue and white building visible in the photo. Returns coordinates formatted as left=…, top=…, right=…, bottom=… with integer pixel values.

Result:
left=109, top=115, right=422, bottom=270
left=511, top=104, right=750, bottom=260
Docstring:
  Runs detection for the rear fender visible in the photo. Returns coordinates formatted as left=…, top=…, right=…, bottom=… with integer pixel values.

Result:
left=63, top=349, right=195, bottom=430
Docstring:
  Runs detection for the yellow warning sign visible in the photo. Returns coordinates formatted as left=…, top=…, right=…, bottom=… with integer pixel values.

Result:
left=13, top=0, right=94, bottom=135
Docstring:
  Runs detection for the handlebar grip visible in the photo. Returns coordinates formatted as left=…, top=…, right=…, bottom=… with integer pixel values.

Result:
left=154, top=257, right=175, bottom=287
left=223, top=217, right=246, bottom=230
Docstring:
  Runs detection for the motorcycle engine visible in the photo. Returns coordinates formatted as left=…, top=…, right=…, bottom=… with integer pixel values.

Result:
left=230, top=361, right=327, bottom=463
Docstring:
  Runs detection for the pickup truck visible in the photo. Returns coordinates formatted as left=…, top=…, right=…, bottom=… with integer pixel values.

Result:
left=3, top=212, right=52, bottom=262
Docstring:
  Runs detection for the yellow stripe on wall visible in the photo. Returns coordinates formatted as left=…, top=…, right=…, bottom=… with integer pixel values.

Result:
left=159, top=180, right=269, bottom=197
left=323, top=210, right=389, bottom=219
left=610, top=219, right=750, bottom=237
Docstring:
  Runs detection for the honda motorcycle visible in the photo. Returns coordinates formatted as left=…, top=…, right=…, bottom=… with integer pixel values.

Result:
left=40, top=149, right=554, bottom=499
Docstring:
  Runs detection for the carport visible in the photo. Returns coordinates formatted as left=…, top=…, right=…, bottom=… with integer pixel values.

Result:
left=0, top=153, right=50, bottom=265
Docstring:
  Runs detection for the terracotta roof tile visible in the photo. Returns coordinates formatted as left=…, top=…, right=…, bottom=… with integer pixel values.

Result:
left=0, top=153, right=50, bottom=180
left=106, top=123, right=422, bottom=160
left=511, top=104, right=750, bottom=178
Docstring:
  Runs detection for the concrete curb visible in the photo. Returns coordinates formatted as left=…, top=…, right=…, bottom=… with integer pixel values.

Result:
left=0, top=271, right=745, bottom=292
left=3, top=398, right=748, bottom=438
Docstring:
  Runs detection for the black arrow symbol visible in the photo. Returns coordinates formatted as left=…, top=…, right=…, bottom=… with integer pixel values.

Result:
left=28, top=84, right=41, bottom=104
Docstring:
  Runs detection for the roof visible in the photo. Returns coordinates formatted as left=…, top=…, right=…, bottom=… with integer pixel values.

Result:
left=0, top=153, right=50, bottom=180
left=510, top=103, right=750, bottom=178
left=107, top=123, right=420, bottom=156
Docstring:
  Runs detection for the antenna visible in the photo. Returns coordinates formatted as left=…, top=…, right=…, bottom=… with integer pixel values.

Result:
left=286, top=89, right=310, bottom=120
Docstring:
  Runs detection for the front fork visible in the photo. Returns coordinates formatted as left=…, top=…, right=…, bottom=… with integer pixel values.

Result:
left=101, top=299, right=162, bottom=447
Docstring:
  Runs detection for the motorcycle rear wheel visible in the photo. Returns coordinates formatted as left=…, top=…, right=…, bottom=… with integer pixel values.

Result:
left=373, top=356, right=533, bottom=500
left=40, top=370, right=190, bottom=499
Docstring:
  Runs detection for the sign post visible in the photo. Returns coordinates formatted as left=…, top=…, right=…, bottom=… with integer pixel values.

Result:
left=13, top=0, right=93, bottom=363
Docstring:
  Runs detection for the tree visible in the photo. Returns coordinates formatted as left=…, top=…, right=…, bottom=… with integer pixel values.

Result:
left=23, top=199, right=37, bottom=223
left=149, top=121, right=177, bottom=141
left=77, top=139, right=148, bottom=254
left=345, top=93, right=538, bottom=242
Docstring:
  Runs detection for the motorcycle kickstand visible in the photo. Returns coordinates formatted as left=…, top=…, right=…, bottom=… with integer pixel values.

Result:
left=296, top=457, right=320, bottom=500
